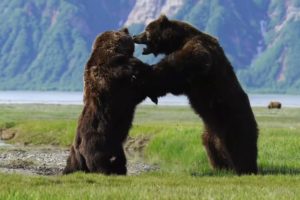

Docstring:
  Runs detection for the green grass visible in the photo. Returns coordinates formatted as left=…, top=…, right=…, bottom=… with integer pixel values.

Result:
left=0, top=104, right=80, bottom=145
left=0, top=173, right=300, bottom=200
left=1, top=104, right=300, bottom=199
left=142, top=107, right=300, bottom=175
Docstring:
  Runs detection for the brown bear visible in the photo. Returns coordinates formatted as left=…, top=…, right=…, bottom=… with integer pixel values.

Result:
left=133, top=15, right=259, bottom=175
left=63, top=28, right=156, bottom=175
left=268, top=101, right=282, bottom=109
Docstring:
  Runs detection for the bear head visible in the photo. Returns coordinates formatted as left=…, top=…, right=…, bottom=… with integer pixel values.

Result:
left=133, top=15, right=195, bottom=56
left=88, top=28, right=134, bottom=67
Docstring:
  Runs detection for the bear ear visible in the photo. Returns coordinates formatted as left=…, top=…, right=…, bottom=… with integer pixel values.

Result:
left=158, top=14, right=169, bottom=25
left=120, top=27, right=129, bottom=34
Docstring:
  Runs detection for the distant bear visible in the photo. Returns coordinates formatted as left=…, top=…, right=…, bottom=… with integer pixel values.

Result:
left=268, top=101, right=282, bottom=109
left=134, top=15, right=259, bottom=174
left=63, top=28, right=156, bottom=175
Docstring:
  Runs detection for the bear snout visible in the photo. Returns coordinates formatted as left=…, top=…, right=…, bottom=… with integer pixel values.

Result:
left=133, top=33, right=147, bottom=44
left=133, top=33, right=153, bottom=55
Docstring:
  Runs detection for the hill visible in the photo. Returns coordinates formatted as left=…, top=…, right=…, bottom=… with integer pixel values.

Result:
left=0, top=0, right=299, bottom=93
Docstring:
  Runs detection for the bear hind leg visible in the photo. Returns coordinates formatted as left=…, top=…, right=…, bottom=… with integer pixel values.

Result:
left=83, top=151, right=112, bottom=174
left=224, top=132, right=258, bottom=175
left=109, top=146, right=127, bottom=175
left=63, top=146, right=88, bottom=174
left=83, top=147, right=127, bottom=175
left=202, top=131, right=233, bottom=170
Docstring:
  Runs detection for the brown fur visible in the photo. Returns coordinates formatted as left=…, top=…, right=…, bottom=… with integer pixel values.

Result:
left=268, top=101, right=281, bottom=109
left=63, top=29, right=155, bottom=175
left=134, top=15, right=259, bottom=175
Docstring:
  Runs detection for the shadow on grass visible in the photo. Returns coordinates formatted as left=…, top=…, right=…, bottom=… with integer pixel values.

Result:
left=190, top=169, right=235, bottom=177
left=189, top=166, right=300, bottom=177
left=259, top=166, right=300, bottom=175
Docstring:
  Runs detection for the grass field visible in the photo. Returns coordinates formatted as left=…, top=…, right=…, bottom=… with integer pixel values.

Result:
left=0, top=104, right=300, bottom=199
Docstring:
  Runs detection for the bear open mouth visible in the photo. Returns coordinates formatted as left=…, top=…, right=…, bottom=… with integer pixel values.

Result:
left=142, top=47, right=152, bottom=55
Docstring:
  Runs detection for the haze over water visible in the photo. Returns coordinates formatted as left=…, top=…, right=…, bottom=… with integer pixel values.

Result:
left=0, top=91, right=300, bottom=107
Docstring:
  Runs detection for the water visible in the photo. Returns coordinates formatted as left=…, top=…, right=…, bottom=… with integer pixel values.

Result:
left=0, top=91, right=300, bottom=107
left=0, top=140, right=11, bottom=147
left=0, top=91, right=83, bottom=105
left=249, top=94, right=300, bottom=107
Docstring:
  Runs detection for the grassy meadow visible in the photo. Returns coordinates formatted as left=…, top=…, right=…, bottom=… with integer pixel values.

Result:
left=0, top=104, right=300, bottom=199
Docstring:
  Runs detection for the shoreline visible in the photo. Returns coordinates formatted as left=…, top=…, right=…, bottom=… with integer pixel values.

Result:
left=1, top=91, right=300, bottom=107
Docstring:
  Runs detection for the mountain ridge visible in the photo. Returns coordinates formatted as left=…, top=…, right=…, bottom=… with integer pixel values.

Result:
left=0, top=0, right=299, bottom=93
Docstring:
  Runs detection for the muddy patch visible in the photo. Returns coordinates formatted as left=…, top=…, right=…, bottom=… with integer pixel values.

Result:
left=0, top=147, right=68, bottom=175
left=0, top=129, right=16, bottom=140
left=0, top=136, right=158, bottom=176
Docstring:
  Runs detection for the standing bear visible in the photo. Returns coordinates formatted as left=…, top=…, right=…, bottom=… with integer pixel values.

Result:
left=134, top=15, right=259, bottom=175
left=63, top=28, right=156, bottom=175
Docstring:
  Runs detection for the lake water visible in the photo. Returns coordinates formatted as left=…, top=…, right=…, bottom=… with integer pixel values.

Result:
left=0, top=91, right=300, bottom=107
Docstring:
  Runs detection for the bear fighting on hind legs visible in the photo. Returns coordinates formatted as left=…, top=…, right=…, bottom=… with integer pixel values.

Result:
left=133, top=15, right=259, bottom=175
left=63, top=28, right=157, bottom=175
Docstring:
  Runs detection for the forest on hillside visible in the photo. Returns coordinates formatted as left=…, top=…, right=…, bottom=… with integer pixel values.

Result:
left=0, top=0, right=299, bottom=93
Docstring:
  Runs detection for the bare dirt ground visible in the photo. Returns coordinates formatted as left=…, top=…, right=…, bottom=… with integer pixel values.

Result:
left=0, top=136, right=159, bottom=176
